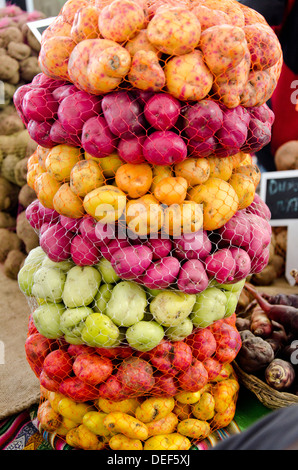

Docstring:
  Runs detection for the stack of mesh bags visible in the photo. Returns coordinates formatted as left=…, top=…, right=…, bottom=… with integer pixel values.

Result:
left=16, top=0, right=281, bottom=451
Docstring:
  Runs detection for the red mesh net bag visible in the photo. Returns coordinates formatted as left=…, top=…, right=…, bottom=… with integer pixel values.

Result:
left=15, top=0, right=282, bottom=451
left=26, top=315, right=241, bottom=450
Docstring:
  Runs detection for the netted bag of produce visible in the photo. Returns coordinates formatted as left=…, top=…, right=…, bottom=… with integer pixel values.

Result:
left=14, top=0, right=281, bottom=158
left=15, top=72, right=276, bottom=164
left=13, top=0, right=278, bottom=299
left=0, top=5, right=44, bottom=89
left=15, top=78, right=269, bottom=237
left=13, top=0, right=279, bottom=295
left=26, top=313, right=240, bottom=450
left=20, top=191, right=272, bottom=363
left=37, top=0, right=282, bottom=106
left=16, top=0, right=282, bottom=450
left=20, top=142, right=272, bottom=303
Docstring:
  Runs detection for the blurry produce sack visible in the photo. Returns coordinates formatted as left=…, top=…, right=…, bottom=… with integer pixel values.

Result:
left=15, top=0, right=282, bottom=451
left=0, top=3, right=48, bottom=280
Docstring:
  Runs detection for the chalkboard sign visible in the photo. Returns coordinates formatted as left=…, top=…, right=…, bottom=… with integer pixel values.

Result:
left=27, top=17, right=56, bottom=43
left=260, top=170, right=298, bottom=285
left=260, top=170, right=298, bottom=222
left=265, top=174, right=298, bottom=220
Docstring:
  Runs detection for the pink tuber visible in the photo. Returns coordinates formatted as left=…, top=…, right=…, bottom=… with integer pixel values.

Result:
left=245, top=283, right=298, bottom=335
left=250, top=306, right=273, bottom=338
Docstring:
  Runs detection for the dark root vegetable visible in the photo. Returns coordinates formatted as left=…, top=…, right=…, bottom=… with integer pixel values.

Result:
left=270, top=321, right=288, bottom=344
left=265, top=321, right=288, bottom=355
left=281, top=340, right=298, bottom=362
left=263, top=293, right=298, bottom=309
left=265, top=339, right=279, bottom=356
left=265, top=358, right=295, bottom=391
left=237, top=332, right=274, bottom=373
left=239, top=329, right=255, bottom=341
left=250, top=307, right=273, bottom=338
left=236, top=317, right=251, bottom=331
left=244, top=283, right=298, bottom=334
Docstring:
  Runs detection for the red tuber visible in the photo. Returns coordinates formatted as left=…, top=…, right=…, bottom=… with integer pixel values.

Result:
left=245, top=283, right=298, bottom=335
left=250, top=306, right=273, bottom=338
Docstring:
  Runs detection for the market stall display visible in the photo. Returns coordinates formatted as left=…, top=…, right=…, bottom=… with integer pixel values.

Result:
left=0, top=5, right=43, bottom=89
left=235, top=283, right=298, bottom=409
left=15, top=0, right=283, bottom=450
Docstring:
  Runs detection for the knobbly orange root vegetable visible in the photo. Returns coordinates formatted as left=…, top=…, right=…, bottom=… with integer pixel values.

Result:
left=201, top=0, right=245, bottom=27
left=71, top=5, right=101, bottom=42
left=109, top=434, right=143, bottom=450
left=53, top=183, right=85, bottom=218
left=27, top=163, right=45, bottom=191
left=240, top=69, right=276, bottom=107
left=146, top=7, right=201, bottom=56
left=39, top=36, right=76, bottom=81
left=70, top=160, right=105, bottom=197
left=45, top=145, right=83, bottom=183
left=208, top=156, right=234, bottom=181
left=41, top=16, right=72, bottom=44
left=128, top=50, right=166, bottom=92
left=188, top=177, right=239, bottom=231
left=115, top=163, right=153, bottom=199
left=191, top=5, right=231, bottom=31
left=244, top=23, right=282, bottom=71
left=68, top=39, right=131, bottom=94
left=174, top=158, right=210, bottom=187
left=210, top=401, right=236, bottom=429
left=177, top=418, right=210, bottom=440
left=212, top=47, right=250, bottom=108
left=228, top=173, right=255, bottom=210
left=125, top=29, right=161, bottom=57
left=37, top=400, right=62, bottom=432
left=233, top=164, right=261, bottom=188
left=165, top=50, right=213, bottom=101
left=153, top=176, right=188, bottom=206
left=98, top=0, right=146, bottom=43
left=126, top=193, right=164, bottom=236
left=34, top=172, right=61, bottom=209
left=60, top=0, right=90, bottom=24
left=163, top=200, right=203, bottom=236
left=200, top=24, right=247, bottom=76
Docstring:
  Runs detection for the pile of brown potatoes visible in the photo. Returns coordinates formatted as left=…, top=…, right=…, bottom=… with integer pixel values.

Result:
left=0, top=4, right=45, bottom=279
